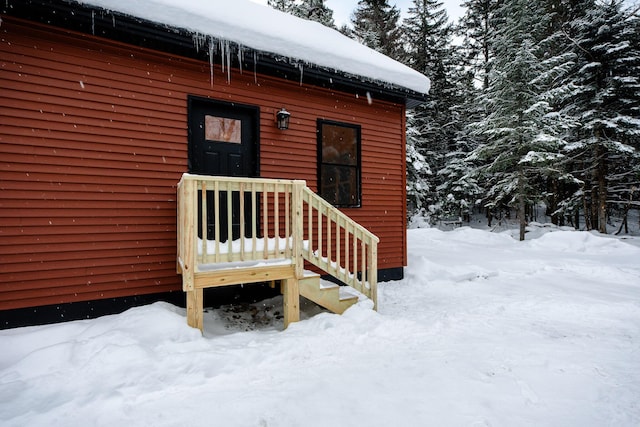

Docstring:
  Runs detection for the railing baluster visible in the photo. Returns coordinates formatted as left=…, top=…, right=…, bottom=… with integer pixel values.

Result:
left=327, top=209, right=331, bottom=273
left=274, top=184, right=280, bottom=256
left=214, top=180, right=220, bottom=264
left=201, top=181, right=207, bottom=263
left=263, top=184, right=268, bottom=260
left=335, top=215, right=340, bottom=279
left=306, top=194, right=312, bottom=260
left=251, top=183, right=257, bottom=260
left=240, top=182, right=245, bottom=261
left=317, top=201, right=322, bottom=266
left=361, top=238, right=366, bottom=291
left=345, top=221, right=350, bottom=282
left=353, top=228, right=358, bottom=288
left=285, top=183, right=290, bottom=258
left=227, top=182, right=233, bottom=262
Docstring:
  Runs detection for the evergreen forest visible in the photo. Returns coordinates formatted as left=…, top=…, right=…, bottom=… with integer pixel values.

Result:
left=269, top=0, right=640, bottom=240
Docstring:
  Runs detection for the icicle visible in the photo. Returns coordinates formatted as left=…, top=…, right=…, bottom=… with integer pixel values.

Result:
left=237, top=46, right=243, bottom=75
left=253, top=51, right=258, bottom=85
left=208, top=37, right=215, bottom=88
left=299, top=63, right=304, bottom=86
left=112, top=14, right=115, bottom=28
left=192, top=33, right=207, bottom=54
left=91, top=10, right=95, bottom=35
left=226, top=41, right=231, bottom=83
left=366, top=91, right=372, bottom=105
left=220, top=40, right=225, bottom=74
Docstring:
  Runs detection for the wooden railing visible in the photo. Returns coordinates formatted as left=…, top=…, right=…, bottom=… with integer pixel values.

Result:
left=177, top=173, right=378, bottom=307
left=301, top=186, right=378, bottom=306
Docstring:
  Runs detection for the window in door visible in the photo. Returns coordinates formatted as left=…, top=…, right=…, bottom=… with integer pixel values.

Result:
left=318, top=120, right=361, bottom=207
left=205, top=115, right=241, bottom=144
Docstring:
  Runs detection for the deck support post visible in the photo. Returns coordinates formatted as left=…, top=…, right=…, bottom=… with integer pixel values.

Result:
left=186, top=288, right=204, bottom=332
left=292, top=181, right=305, bottom=280
left=282, top=277, right=300, bottom=328
left=368, top=242, right=378, bottom=311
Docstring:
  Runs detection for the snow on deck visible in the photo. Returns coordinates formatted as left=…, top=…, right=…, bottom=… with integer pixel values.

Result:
left=78, top=0, right=431, bottom=95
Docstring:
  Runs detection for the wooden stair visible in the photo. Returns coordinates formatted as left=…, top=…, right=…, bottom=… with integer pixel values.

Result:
left=299, top=272, right=359, bottom=315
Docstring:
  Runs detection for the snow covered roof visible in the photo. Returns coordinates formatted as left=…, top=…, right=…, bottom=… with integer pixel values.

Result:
left=73, top=0, right=429, bottom=96
left=7, top=0, right=428, bottom=103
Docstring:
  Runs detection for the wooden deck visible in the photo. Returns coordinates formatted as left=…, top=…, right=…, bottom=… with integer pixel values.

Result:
left=176, top=174, right=379, bottom=331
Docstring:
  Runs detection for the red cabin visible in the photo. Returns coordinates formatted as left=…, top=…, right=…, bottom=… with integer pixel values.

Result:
left=0, top=0, right=429, bottom=328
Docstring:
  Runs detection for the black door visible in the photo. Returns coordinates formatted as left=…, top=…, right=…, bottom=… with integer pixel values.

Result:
left=188, top=96, right=259, bottom=242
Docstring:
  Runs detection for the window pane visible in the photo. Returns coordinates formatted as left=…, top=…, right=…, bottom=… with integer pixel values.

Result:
left=205, top=115, right=241, bottom=144
left=321, top=124, right=357, bottom=166
left=321, top=165, right=358, bottom=206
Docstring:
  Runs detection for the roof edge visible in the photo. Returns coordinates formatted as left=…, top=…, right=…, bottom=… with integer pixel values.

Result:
left=2, top=0, right=428, bottom=108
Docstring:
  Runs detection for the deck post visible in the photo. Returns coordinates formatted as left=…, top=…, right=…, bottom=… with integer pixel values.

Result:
left=282, top=181, right=305, bottom=329
left=282, top=277, right=300, bottom=328
left=368, top=241, right=378, bottom=311
left=179, top=176, right=196, bottom=291
left=292, top=181, right=305, bottom=280
left=186, top=288, right=204, bottom=332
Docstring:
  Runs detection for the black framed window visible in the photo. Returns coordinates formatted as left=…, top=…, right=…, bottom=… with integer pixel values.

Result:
left=318, top=120, right=361, bottom=207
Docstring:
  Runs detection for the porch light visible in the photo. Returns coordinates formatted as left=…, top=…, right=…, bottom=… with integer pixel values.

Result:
left=276, top=107, right=291, bottom=130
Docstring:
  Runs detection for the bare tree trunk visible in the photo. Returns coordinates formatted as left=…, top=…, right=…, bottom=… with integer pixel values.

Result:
left=595, top=142, right=608, bottom=234
left=583, top=187, right=591, bottom=230
left=591, top=184, right=599, bottom=231
left=518, top=170, right=526, bottom=241
left=550, top=178, right=559, bottom=225
left=615, top=188, right=636, bottom=235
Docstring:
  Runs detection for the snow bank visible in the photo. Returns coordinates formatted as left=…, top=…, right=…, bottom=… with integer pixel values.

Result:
left=78, top=0, right=431, bottom=95
left=1, top=228, right=639, bottom=426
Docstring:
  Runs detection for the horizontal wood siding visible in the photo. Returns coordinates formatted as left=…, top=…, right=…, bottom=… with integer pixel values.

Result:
left=0, top=17, right=407, bottom=310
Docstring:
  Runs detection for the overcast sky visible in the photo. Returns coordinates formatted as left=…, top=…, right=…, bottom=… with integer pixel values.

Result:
left=326, top=0, right=466, bottom=26
left=249, top=1, right=466, bottom=27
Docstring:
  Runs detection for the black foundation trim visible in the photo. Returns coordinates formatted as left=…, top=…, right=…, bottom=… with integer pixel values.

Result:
left=0, top=269, right=403, bottom=330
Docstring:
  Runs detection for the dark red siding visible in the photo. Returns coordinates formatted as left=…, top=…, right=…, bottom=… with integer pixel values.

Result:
left=0, top=17, right=407, bottom=310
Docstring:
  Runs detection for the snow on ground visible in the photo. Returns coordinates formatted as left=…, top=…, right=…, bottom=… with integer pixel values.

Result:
left=1, top=226, right=639, bottom=426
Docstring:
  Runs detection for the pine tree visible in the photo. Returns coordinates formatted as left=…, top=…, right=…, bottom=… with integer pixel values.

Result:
left=523, top=0, right=594, bottom=227
left=295, top=0, right=336, bottom=28
left=458, top=0, right=500, bottom=89
left=557, top=1, right=640, bottom=233
left=268, top=0, right=336, bottom=28
left=351, top=0, right=404, bottom=59
left=436, top=153, right=483, bottom=221
left=403, top=0, right=465, bottom=220
left=469, top=0, right=566, bottom=240
left=406, top=113, right=433, bottom=216
left=267, top=0, right=297, bottom=13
